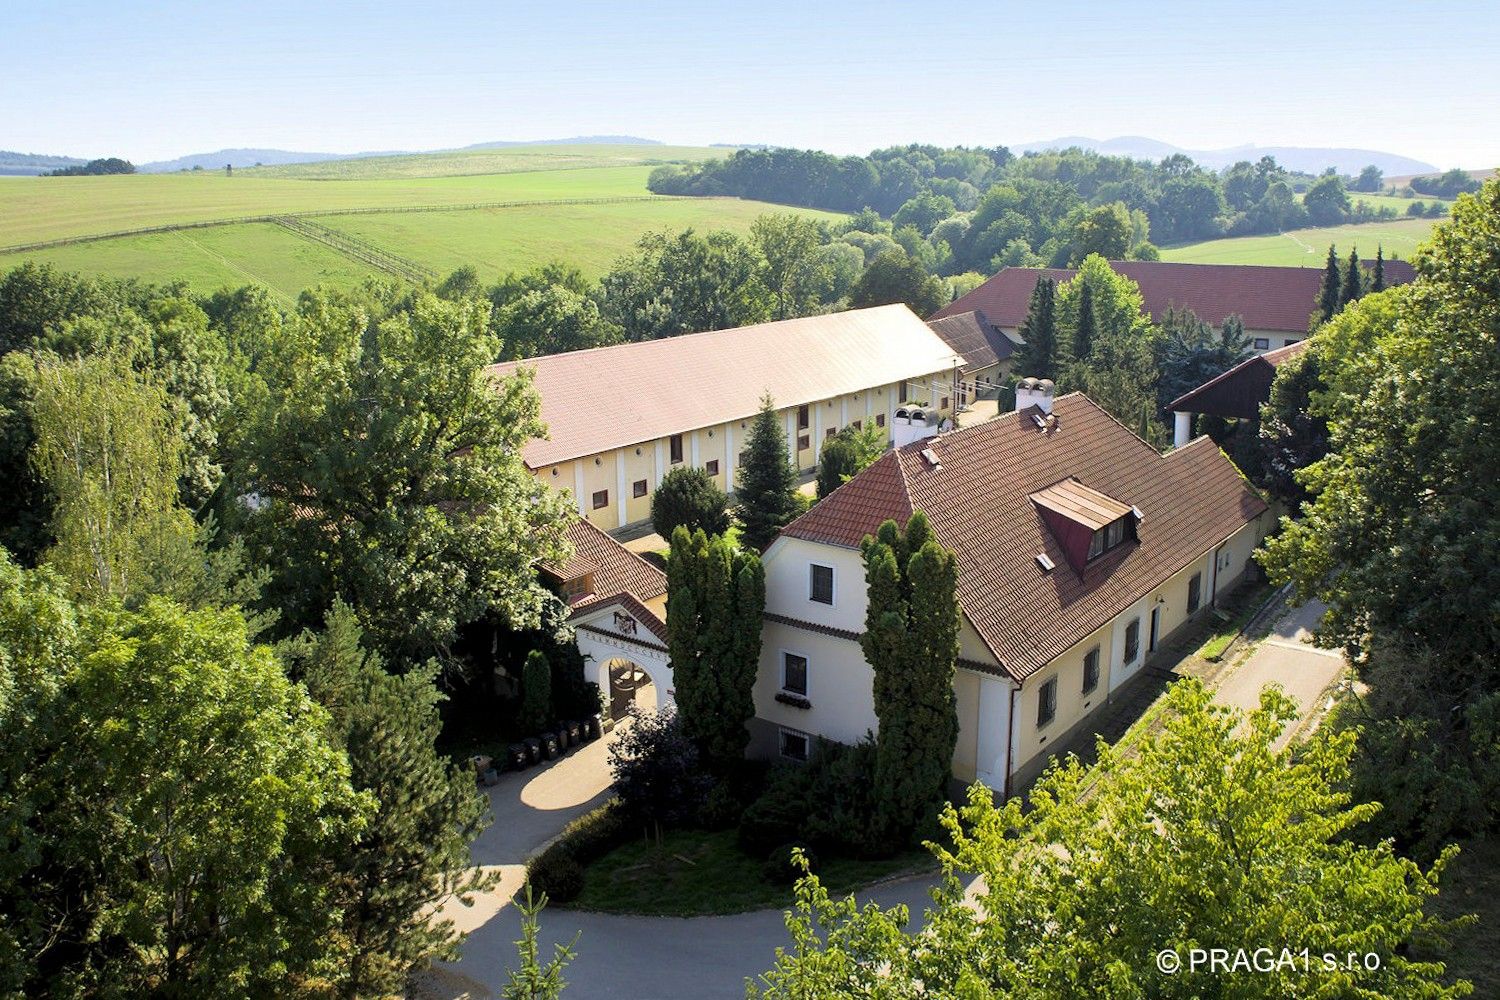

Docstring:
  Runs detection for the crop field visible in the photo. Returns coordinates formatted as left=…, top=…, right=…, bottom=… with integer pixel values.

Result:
left=0, top=144, right=846, bottom=298
left=245, top=143, right=729, bottom=180
left=1162, top=217, right=1439, bottom=266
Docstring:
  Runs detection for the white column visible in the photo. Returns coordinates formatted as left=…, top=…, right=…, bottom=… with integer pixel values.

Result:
left=784, top=411, right=796, bottom=467
left=690, top=430, right=700, bottom=467
left=654, top=439, right=664, bottom=484
left=840, top=396, right=848, bottom=428
left=725, top=422, right=736, bottom=488
left=974, top=675, right=1013, bottom=792
left=812, top=400, right=824, bottom=465
left=615, top=451, right=627, bottom=528
left=1173, top=411, right=1193, bottom=449
left=572, top=461, right=587, bottom=516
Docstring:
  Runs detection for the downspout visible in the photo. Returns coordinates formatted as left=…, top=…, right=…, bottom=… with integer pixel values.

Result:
left=1003, top=679, right=1019, bottom=802
left=1210, top=543, right=1222, bottom=609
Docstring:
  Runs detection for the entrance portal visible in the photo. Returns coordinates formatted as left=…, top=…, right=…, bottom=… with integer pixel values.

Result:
left=605, top=657, right=658, bottom=719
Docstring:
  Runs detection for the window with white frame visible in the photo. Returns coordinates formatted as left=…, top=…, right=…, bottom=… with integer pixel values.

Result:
left=781, top=652, right=808, bottom=696
left=809, top=564, right=834, bottom=605
left=779, top=728, right=810, bottom=761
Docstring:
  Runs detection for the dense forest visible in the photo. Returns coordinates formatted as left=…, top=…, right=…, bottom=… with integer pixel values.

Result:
left=650, top=144, right=1412, bottom=272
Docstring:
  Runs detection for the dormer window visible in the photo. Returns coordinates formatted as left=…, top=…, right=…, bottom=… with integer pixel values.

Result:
left=1086, top=516, right=1131, bottom=560
left=1030, top=477, right=1139, bottom=573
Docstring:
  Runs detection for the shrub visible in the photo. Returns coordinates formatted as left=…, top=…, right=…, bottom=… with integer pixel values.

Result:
left=763, top=842, right=818, bottom=884
left=738, top=765, right=816, bottom=855
left=608, top=706, right=713, bottom=831
left=525, top=848, right=583, bottom=903
left=697, top=781, right=746, bottom=831
left=557, top=800, right=629, bottom=864
left=650, top=466, right=731, bottom=538
left=739, top=736, right=893, bottom=859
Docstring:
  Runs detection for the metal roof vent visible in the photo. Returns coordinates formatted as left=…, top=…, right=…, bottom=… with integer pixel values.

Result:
left=920, top=447, right=941, bottom=470
left=1031, top=412, right=1047, bottom=429
left=1036, top=553, right=1055, bottom=572
left=1131, top=505, right=1144, bottom=522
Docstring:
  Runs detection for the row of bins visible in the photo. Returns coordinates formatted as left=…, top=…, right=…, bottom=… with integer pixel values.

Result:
left=505, top=715, right=603, bottom=772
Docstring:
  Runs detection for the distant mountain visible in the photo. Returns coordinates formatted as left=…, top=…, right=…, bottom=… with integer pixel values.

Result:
left=0, top=149, right=88, bottom=176
left=135, top=136, right=666, bottom=173
left=1013, top=136, right=1438, bottom=177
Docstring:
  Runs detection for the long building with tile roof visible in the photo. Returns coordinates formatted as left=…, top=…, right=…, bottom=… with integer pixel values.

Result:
left=751, top=386, right=1272, bottom=793
left=931, top=260, right=1415, bottom=355
left=490, top=304, right=965, bottom=531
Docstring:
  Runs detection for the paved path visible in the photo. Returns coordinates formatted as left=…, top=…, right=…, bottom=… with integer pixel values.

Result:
left=1210, top=598, right=1345, bottom=749
left=418, top=598, right=1347, bottom=1000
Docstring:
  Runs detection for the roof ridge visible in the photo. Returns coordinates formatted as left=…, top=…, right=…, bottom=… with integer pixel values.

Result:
left=488, top=302, right=916, bottom=374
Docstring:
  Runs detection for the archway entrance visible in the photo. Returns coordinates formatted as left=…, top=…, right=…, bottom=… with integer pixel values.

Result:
left=605, top=657, right=658, bottom=719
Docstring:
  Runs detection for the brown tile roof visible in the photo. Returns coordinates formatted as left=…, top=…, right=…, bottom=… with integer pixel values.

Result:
left=549, top=516, right=667, bottom=610
left=575, top=591, right=669, bottom=646
left=781, top=393, right=1268, bottom=682
left=924, top=309, right=1020, bottom=374
left=930, top=260, right=1416, bottom=334
left=1031, top=478, right=1134, bottom=531
left=1167, top=339, right=1310, bottom=419
left=489, top=304, right=964, bottom=468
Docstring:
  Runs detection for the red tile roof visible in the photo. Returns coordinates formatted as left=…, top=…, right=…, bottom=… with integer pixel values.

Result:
left=924, top=309, right=1020, bottom=374
left=489, top=304, right=963, bottom=468
left=548, top=516, right=667, bottom=609
left=931, top=260, right=1415, bottom=334
left=1167, top=339, right=1311, bottom=419
left=781, top=394, right=1268, bottom=681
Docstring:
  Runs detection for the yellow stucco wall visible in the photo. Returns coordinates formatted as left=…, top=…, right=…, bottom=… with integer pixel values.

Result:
left=534, top=369, right=954, bottom=531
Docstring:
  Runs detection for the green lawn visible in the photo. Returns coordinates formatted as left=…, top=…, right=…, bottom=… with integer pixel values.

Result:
left=1162, top=218, right=1438, bottom=266
left=567, top=827, right=935, bottom=916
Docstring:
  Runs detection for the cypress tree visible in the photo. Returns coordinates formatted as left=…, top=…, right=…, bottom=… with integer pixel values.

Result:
left=1016, top=275, right=1059, bottom=377
left=1340, top=247, right=1363, bottom=307
left=735, top=393, right=801, bottom=550
left=298, top=601, right=494, bottom=997
left=1072, top=282, right=1097, bottom=361
left=1317, top=244, right=1341, bottom=322
left=666, top=525, right=765, bottom=768
left=1372, top=245, right=1386, bottom=292
left=859, top=511, right=960, bottom=841
left=816, top=434, right=859, bottom=499
left=519, top=649, right=552, bottom=733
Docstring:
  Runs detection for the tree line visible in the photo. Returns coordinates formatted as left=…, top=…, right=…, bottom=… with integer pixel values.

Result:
left=649, top=145, right=1414, bottom=276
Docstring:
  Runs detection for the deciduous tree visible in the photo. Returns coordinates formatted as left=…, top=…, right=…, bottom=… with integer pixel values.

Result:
left=650, top=465, right=730, bottom=538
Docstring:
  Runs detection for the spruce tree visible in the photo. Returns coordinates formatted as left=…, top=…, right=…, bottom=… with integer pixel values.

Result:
left=298, top=601, right=494, bottom=998
left=735, top=393, right=801, bottom=550
left=1340, top=247, right=1363, bottom=307
left=1071, top=282, right=1097, bottom=361
left=859, top=512, right=960, bottom=842
left=1317, top=244, right=1342, bottom=322
left=1372, top=244, right=1386, bottom=292
left=666, top=526, right=765, bottom=768
left=1015, top=275, right=1058, bottom=378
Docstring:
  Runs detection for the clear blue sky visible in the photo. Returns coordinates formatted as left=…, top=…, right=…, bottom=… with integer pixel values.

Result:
left=4, top=0, right=1496, bottom=168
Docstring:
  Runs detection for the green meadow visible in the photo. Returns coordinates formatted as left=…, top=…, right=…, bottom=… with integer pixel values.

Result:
left=0, top=144, right=845, bottom=298
left=1162, top=217, right=1438, bottom=266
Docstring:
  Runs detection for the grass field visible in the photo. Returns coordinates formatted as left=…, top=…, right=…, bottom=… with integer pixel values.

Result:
left=1162, top=217, right=1438, bottom=266
left=0, top=143, right=845, bottom=298
left=245, top=143, right=729, bottom=180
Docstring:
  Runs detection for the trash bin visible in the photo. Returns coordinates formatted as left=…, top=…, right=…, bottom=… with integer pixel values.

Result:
left=553, top=724, right=571, bottom=751
left=481, top=768, right=500, bottom=786
left=507, top=743, right=529, bottom=771
left=565, top=720, right=582, bottom=745
left=583, top=715, right=602, bottom=740
left=523, top=737, right=542, bottom=765
left=540, top=732, right=560, bottom=760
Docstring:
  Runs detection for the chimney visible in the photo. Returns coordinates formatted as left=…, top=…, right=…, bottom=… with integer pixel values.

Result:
left=1015, top=377, right=1055, bottom=415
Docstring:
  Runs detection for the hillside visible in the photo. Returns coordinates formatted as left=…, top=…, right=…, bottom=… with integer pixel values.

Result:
left=0, top=150, right=88, bottom=176
left=1161, top=217, right=1436, bottom=266
left=0, top=145, right=837, bottom=300
left=1015, top=135, right=1437, bottom=176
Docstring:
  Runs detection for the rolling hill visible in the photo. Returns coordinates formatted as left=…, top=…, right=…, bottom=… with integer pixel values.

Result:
left=1015, top=136, right=1437, bottom=176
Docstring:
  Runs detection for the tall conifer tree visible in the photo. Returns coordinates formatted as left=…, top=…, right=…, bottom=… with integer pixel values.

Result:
left=735, top=393, right=801, bottom=550
left=1372, top=244, right=1386, bottom=292
left=1016, top=275, right=1058, bottom=378
left=1071, top=283, right=1097, bottom=361
left=859, top=512, right=960, bottom=841
left=1318, top=244, right=1342, bottom=322
left=1340, top=247, right=1364, bottom=307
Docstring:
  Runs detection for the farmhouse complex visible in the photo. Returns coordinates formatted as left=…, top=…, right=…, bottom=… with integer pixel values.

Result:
left=932, top=259, right=1415, bottom=354
left=490, top=304, right=962, bottom=531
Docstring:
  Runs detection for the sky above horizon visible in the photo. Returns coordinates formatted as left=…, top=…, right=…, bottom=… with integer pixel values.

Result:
left=4, top=0, right=1496, bottom=169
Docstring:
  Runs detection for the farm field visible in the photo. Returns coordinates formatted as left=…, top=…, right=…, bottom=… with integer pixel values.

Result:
left=7, top=198, right=841, bottom=299
left=1162, top=217, right=1438, bottom=266
left=0, top=143, right=846, bottom=298
left=245, top=143, right=728, bottom=180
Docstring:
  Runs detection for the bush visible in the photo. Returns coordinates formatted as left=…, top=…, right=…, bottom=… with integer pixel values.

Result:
left=608, top=706, right=713, bottom=829
left=557, top=800, right=629, bottom=863
left=526, top=848, right=583, bottom=903
left=738, top=736, right=894, bottom=859
left=650, top=466, right=731, bottom=538
left=697, top=780, right=747, bottom=831
left=738, top=765, right=816, bottom=855
left=763, top=842, right=819, bottom=884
